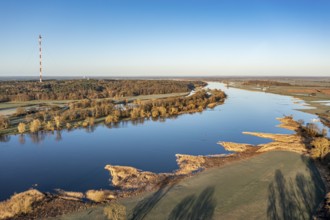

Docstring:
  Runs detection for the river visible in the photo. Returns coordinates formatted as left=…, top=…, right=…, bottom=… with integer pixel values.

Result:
left=0, top=82, right=326, bottom=200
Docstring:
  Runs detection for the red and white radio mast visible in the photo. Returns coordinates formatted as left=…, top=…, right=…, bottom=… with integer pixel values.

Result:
left=39, top=34, right=43, bottom=83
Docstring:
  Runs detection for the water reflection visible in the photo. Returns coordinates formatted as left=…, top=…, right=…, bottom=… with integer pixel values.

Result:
left=12, top=117, right=164, bottom=144
left=84, top=126, right=96, bottom=133
left=55, top=131, right=62, bottom=142
left=28, top=132, right=46, bottom=144
left=18, top=134, right=25, bottom=144
left=0, top=134, right=10, bottom=143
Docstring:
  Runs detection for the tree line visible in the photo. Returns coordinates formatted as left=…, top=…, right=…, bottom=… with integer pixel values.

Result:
left=242, top=80, right=291, bottom=87
left=0, top=79, right=206, bottom=102
left=0, top=89, right=226, bottom=134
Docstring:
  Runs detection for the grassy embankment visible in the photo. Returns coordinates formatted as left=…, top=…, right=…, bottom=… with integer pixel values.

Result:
left=42, top=153, right=323, bottom=220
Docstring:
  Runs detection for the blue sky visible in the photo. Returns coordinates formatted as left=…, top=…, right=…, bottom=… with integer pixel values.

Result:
left=0, top=0, right=329, bottom=76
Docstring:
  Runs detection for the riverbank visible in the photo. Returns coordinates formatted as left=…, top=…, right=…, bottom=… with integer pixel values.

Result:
left=107, top=151, right=324, bottom=220
left=1, top=116, right=328, bottom=219
left=225, top=78, right=330, bottom=129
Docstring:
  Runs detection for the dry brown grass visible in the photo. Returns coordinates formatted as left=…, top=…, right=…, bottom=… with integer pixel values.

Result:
left=55, top=189, right=84, bottom=201
left=218, top=141, right=252, bottom=152
left=175, top=154, right=206, bottom=175
left=17, top=122, right=26, bottom=134
left=0, top=189, right=45, bottom=219
left=276, top=116, right=300, bottom=131
left=85, top=190, right=116, bottom=202
left=310, top=137, right=330, bottom=159
left=243, top=132, right=307, bottom=154
left=104, top=165, right=167, bottom=189
left=85, top=190, right=107, bottom=202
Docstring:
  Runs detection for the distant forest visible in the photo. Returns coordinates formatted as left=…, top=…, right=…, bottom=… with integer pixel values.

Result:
left=242, top=80, right=291, bottom=87
left=0, top=80, right=206, bottom=102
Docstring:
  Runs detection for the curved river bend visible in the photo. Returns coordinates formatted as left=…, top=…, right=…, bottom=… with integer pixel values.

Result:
left=0, top=82, right=326, bottom=200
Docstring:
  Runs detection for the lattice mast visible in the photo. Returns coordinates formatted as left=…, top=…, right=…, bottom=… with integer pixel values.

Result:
left=39, top=35, right=42, bottom=83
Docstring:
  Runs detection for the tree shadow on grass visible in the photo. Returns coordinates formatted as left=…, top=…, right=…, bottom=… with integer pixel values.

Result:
left=128, top=181, right=216, bottom=220
left=128, top=177, right=177, bottom=220
left=267, top=157, right=325, bottom=220
left=168, top=186, right=216, bottom=220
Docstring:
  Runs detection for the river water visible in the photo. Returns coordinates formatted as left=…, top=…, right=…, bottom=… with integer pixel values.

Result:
left=0, top=82, right=326, bottom=200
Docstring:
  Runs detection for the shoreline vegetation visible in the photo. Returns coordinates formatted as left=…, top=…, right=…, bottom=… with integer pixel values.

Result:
left=1, top=116, right=329, bottom=219
left=0, top=80, right=228, bottom=136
